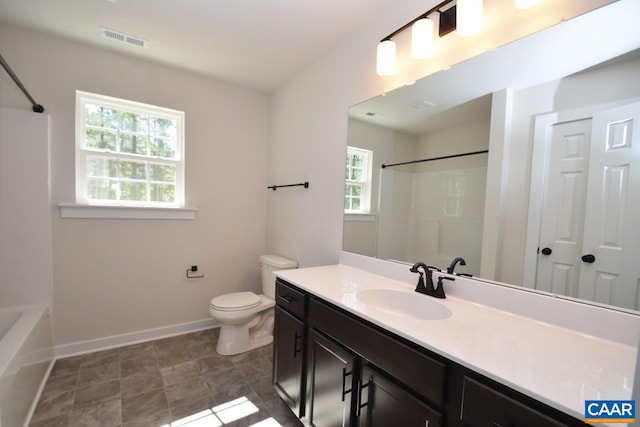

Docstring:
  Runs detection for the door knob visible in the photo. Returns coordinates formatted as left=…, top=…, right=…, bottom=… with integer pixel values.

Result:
left=581, top=254, right=596, bottom=263
left=541, top=247, right=552, bottom=255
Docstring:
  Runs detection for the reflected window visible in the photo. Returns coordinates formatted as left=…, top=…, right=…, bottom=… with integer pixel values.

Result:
left=345, top=146, right=372, bottom=213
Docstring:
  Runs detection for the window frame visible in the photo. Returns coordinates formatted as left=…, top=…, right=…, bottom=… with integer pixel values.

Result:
left=345, top=146, right=373, bottom=214
left=75, top=91, right=185, bottom=208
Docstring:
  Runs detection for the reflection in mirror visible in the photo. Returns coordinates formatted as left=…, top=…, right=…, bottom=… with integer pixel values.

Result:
left=344, top=96, right=491, bottom=277
left=342, top=2, right=640, bottom=312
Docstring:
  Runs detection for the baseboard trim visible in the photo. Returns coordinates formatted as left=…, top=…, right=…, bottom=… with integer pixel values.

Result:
left=54, top=318, right=220, bottom=359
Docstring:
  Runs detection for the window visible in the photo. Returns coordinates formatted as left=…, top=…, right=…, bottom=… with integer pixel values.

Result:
left=75, top=91, right=185, bottom=207
left=345, top=146, right=372, bottom=213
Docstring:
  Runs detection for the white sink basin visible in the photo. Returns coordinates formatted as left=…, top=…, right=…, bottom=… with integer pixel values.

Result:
left=356, top=289, right=452, bottom=320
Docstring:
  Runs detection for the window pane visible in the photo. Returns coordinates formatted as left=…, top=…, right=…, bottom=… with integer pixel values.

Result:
left=150, top=183, right=175, bottom=203
left=119, top=112, right=149, bottom=133
left=78, top=92, right=184, bottom=206
left=345, top=185, right=353, bottom=210
left=87, top=156, right=117, bottom=178
left=150, top=138, right=177, bottom=159
left=149, top=164, right=176, bottom=182
left=119, top=160, right=147, bottom=180
left=86, top=129, right=116, bottom=151
left=86, top=104, right=117, bottom=129
left=351, top=168, right=363, bottom=181
left=352, top=155, right=363, bottom=168
left=119, top=181, right=147, bottom=201
left=351, top=197, right=361, bottom=210
left=150, top=116, right=177, bottom=139
left=87, top=178, right=116, bottom=200
left=120, top=134, right=149, bottom=155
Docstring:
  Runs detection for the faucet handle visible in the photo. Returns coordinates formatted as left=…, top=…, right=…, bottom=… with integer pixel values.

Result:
left=432, top=276, right=455, bottom=299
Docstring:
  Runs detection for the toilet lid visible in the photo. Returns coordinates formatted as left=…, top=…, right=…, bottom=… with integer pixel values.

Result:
left=210, top=292, right=261, bottom=311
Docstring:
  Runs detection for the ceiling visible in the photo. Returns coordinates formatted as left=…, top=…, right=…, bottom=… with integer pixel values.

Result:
left=0, top=0, right=401, bottom=93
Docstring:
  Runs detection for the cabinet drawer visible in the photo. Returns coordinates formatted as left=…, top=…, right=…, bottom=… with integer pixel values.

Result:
left=309, top=297, right=446, bottom=407
left=461, top=376, right=569, bottom=427
left=275, top=279, right=306, bottom=319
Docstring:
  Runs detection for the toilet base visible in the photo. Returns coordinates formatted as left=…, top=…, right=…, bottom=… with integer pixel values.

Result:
left=215, top=309, right=274, bottom=356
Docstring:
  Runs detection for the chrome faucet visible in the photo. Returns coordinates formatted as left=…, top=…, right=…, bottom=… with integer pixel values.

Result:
left=447, top=257, right=466, bottom=274
left=410, top=262, right=446, bottom=299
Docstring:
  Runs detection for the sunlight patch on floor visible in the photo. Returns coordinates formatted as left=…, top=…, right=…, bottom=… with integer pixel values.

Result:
left=160, top=396, right=283, bottom=427
left=213, top=396, right=259, bottom=424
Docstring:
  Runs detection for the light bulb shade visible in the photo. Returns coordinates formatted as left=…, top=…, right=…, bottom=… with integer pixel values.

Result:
left=376, top=40, right=396, bottom=76
left=411, top=18, right=434, bottom=59
left=457, top=0, right=483, bottom=37
left=514, top=0, right=542, bottom=9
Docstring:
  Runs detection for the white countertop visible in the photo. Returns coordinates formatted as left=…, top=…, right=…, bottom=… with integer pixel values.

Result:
left=276, top=264, right=637, bottom=424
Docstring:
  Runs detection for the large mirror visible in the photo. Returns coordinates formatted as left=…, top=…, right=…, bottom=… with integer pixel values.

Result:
left=343, top=1, right=640, bottom=312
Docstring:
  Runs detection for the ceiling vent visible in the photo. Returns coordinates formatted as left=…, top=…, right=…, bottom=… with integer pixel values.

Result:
left=100, top=27, right=148, bottom=48
left=406, top=100, right=436, bottom=111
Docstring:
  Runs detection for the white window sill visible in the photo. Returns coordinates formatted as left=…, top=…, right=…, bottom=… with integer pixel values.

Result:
left=344, top=213, right=377, bottom=222
left=59, top=203, right=197, bottom=220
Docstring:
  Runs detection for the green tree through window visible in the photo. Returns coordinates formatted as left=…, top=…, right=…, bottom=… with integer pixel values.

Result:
left=76, top=92, right=185, bottom=207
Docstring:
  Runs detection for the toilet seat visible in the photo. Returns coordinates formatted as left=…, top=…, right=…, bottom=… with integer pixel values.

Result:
left=210, top=291, right=261, bottom=311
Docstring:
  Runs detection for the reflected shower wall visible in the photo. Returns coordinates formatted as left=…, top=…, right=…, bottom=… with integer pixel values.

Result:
left=377, top=165, right=487, bottom=274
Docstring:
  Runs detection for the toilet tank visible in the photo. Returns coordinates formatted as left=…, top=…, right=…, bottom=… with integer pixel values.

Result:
left=260, top=254, right=297, bottom=299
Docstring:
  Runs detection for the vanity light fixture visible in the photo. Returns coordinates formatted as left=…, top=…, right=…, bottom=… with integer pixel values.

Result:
left=411, top=17, right=435, bottom=59
left=376, top=0, right=543, bottom=76
left=377, top=39, right=396, bottom=76
left=376, top=0, right=477, bottom=76
left=456, top=0, right=483, bottom=37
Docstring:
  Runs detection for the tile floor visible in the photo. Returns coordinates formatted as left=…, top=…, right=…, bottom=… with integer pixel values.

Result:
left=29, top=328, right=303, bottom=427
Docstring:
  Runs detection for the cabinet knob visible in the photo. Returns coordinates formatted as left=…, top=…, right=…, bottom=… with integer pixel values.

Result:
left=540, top=247, right=552, bottom=255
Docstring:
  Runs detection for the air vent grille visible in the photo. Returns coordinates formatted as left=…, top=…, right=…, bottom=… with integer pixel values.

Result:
left=407, top=100, right=436, bottom=111
left=100, top=27, right=148, bottom=48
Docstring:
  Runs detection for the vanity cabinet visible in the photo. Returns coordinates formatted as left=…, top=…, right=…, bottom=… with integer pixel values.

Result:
left=273, top=279, right=588, bottom=427
left=305, top=315, right=442, bottom=427
left=273, top=280, right=307, bottom=418
left=305, top=328, right=356, bottom=427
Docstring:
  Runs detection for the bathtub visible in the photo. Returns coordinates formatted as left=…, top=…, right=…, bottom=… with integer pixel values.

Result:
left=0, top=306, right=54, bottom=427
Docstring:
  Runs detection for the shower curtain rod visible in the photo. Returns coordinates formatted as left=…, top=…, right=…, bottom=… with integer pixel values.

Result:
left=381, top=150, right=488, bottom=169
left=0, top=53, right=44, bottom=113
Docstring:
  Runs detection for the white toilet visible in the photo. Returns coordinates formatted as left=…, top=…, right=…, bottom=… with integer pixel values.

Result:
left=209, top=254, right=297, bottom=356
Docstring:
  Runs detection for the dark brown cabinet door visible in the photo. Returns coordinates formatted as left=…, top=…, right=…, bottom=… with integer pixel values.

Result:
left=461, top=377, right=571, bottom=427
left=273, top=306, right=305, bottom=417
left=357, top=364, right=443, bottom=427
left=306, top=329, right=356, bottom=427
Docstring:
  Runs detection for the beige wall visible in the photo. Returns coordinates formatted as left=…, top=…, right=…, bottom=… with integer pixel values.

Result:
left=0, top=24, right=269, bottom=346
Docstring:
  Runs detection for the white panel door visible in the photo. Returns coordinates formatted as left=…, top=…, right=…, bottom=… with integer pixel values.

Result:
left=578, top=101, right=640, bottom=310
left=535, top=119, right=592, bottom=296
